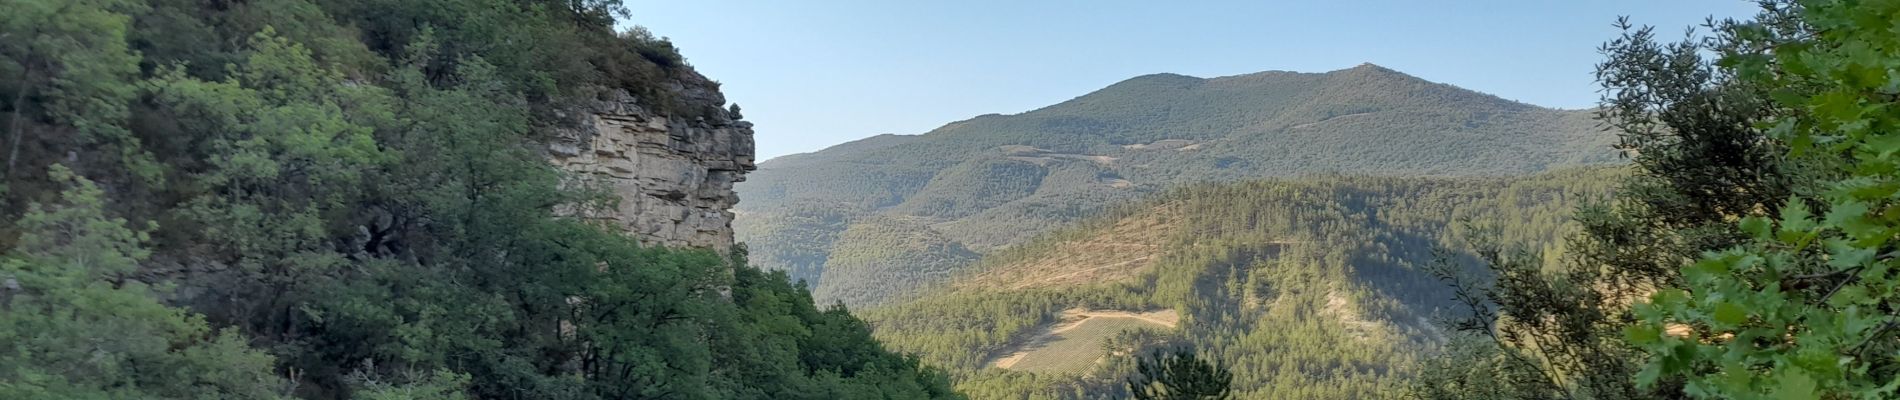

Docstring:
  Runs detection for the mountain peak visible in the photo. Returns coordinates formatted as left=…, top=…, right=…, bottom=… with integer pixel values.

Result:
left=1333, top=62, right=1407, bottom=78
left=739, top=59, right=1617, bottom=307
left=1114, top=72, right=1206, bottom=87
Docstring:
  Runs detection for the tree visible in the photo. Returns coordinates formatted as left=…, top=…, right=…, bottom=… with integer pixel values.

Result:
left=0, top=0, right=153, bottom=182
left=0, top=1, right=963, bottom=398
left=1124, top=348, right=1233, bottom=400
left=1629, top=1, right=1900, bottom=398
left=1414, top=4, right=1806, bottom=399
left=0, top=165, right=284, bottom=399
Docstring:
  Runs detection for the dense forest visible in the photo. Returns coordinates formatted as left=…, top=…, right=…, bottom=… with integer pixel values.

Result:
left=739, top=62, right=1621, bottom=308
left=849, top=1, right=1900, bottom=398
left=860, top=168, right=1623, bottom=398
left=7, top=0, right=1900, bottom=399
left=0, top=1, right=955, bottom=399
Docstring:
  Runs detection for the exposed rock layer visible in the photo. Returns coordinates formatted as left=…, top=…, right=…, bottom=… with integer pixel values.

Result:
left=549, top=75, right=755, bottom=249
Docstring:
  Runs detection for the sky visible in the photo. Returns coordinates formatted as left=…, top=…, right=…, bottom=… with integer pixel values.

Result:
left=619, top=1, right=1761, bottom=161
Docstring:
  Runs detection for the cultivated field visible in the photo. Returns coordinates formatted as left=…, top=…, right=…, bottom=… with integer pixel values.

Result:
left=988, top=309, right=1178, bottom=373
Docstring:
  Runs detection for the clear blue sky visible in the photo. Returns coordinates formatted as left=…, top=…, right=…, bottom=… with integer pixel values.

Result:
left=619, top=1, right=1759, bottom=161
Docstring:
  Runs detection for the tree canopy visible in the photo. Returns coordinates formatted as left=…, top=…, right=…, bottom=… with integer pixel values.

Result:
left=1415, top=1, right=1900, bottom=399
left=0, top=1, right=957, bottom=399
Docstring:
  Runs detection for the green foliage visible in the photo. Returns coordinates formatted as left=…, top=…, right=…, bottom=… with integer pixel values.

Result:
left=867, top=169, right=1623, bottom=399
left=1125, top=349, right=1234, bottom=400
left=1629, top=1, right=1900, bottom=398
left=868, top=285, right=1154, bottom=372
left=737, top=63, right=1621, bottom=307
left=348, top=370, right=472, bottom=400
left=1408, top=336, right=1566, bottom=400
left=894, top=156, right=1050, bottom=219
left=816, top=215, right=981, bottom=307
left=736, top=201, right=860, bottom=287
left=715, top=266, right=963, bottom=400
left=0, top=165, right=285, bottom=399
left=0, top=1, right=957, bottom=399
left=1412, top=4, right=1824, bottom=400
left=0, top=0, right=156, bottom=199
left=318, top=0, right=687, bottom=107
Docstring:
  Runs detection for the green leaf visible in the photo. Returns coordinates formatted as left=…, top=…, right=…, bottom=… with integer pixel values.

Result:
left=1866, top=131, right=1900, bottom=158
left=1772, top=90, right=1809, bottom=109
left=1628, top=324, right=1664, bottom=346
left=1814, top=90, right=1864, bottom=127
left=1827, top=285, right=1869, bottom=308
left=1742, top=216, right=1774, bottom=239
left=1780, top=199, right=1818, bottom=239
left=1776, top=370, right=1819, bottom=400
left=1686, top=257, right=1733, bottom=283
left=1824, top=200, right=1870, bottom=227
left=1635, top=362, right=1665, bottom=388
left=1712, top=302, right=1748, bottom=326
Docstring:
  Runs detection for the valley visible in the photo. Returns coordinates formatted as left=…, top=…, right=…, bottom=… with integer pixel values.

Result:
left=730, top=63, right=1637, bottom=398
left=4, top=1, right=1878, bottom=399
left=849, top=169, right=1623, bottom=398
left=738, top=64, right=1618, bottom=309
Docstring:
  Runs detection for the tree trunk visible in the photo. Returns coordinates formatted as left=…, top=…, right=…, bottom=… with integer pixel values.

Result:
left=6, top=72, right=32, bottom=179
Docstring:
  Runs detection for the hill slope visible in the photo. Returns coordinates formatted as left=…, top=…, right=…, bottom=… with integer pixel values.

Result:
left=0, top=1, right=956, bottom=398
left=738, top=64, right=1618, bottom=307
left=862, top=168, right=1625, bottom=399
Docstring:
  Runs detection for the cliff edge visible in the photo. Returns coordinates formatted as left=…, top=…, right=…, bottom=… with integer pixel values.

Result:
left=548, top=70, right=756, bottom=249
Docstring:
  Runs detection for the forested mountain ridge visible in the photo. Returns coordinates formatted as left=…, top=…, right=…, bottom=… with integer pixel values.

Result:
left=5, top=0, right=1883, bottom=398
left=738, top=64, right=1621, bottom=307
left=860, top=168, right=1626, bottom=398
left=0, top=1, right=956, bottom=398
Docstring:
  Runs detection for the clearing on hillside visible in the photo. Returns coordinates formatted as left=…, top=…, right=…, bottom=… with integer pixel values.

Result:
left=955, top=207, right=1180, bottom=291
left=987, top=309, right=1179, bottom=373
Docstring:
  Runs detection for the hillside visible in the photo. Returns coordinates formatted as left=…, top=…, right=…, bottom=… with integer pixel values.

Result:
left=0, top=1, right=954, bottom=398
left=738, top=64, right=1620, bottom=307
left=859, top=168, right=1625, bottom=398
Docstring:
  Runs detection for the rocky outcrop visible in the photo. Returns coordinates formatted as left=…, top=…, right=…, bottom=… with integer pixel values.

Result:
left=548, top=74, right=755, bottom=250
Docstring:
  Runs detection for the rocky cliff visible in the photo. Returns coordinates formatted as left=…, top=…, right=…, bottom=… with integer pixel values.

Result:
left=548, top=73, right=755, bottom=250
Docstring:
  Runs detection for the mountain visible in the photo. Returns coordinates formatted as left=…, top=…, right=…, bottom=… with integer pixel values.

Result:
left=737, top=64, right=1620, bottom=307
left=861, top=168, right=1625, bottom=398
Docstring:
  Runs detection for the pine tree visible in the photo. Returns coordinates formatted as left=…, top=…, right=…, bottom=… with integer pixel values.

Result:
left=1125, top=349, right=1233, bottom=400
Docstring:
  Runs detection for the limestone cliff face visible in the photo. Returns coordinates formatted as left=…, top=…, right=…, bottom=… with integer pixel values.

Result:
left=548, top=73, right=755, bottom=249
